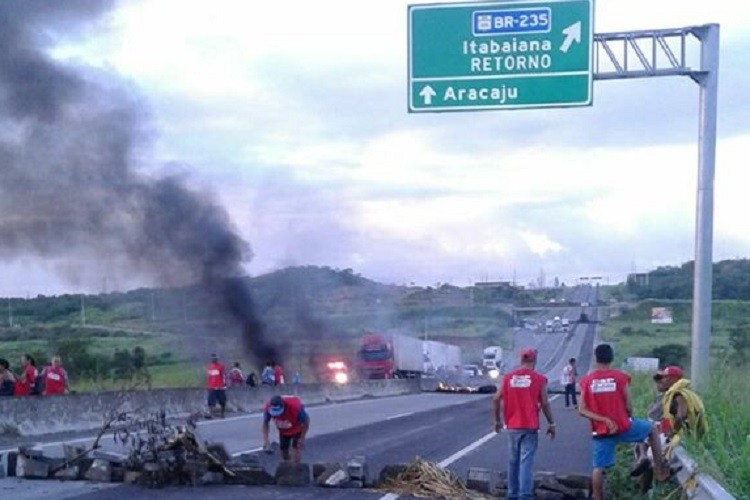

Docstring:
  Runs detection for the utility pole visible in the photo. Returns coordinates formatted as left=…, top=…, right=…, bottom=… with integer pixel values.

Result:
left=80, top=294, right=86, bottom=326
left=8, top=299, right=12, bottom=328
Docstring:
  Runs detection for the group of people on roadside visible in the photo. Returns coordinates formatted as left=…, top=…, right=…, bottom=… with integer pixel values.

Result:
left=203, top=353, right=311, bottom=465
left=204, top=354, right=304, bottom=419
left=493, top=343, right=706, bottom=500
left=0, top=354, right=69, bottom=397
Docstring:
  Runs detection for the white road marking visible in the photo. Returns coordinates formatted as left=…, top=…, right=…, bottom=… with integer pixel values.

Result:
left=437, top=431, right=497, bottom=467
left=385, top=412, right=413, bottom=421
left=230, top=446, right=262, bottom=456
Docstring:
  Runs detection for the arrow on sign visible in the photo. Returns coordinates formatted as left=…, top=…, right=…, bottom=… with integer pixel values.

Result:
left=560, top=22, right=581, bottom=53
left=419, top=85, right=437, bottom=105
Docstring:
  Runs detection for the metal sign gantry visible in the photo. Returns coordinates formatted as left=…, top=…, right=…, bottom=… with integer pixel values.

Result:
left=592, top=25, right=719, bottom=390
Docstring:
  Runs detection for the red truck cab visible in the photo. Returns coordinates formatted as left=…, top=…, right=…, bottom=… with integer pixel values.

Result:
left=356, top=332, right=394, bottom=379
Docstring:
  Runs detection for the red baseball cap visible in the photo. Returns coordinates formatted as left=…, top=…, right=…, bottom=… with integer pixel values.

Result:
left=520, top=348, right=537, bottom=362
left=655, top=366, right=683, bottom=379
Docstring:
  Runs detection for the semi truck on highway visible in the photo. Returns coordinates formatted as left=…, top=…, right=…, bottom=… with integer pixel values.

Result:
left=482, top=346, right=503, bottom=377
left=356, top=332, right=461, bottom=379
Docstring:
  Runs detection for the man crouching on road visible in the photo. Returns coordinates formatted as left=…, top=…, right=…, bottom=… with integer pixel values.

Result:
left=262, top=395, right=310, bottom=465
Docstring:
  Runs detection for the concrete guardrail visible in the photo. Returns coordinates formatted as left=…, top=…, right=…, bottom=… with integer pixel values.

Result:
left=0, top=379, right=420, bottom=438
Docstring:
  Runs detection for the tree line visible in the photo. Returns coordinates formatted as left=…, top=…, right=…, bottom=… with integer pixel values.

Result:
left=627, top=259, right=750, bottom=300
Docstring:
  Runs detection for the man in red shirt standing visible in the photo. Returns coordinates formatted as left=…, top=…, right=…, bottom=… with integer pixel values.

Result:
left=15, top=354, right=39, bottom=396
left=42, top=355, right=68, bottom=396
left=262, top=395, right=310, bottom=465
left=273, top=361, right=284, bottom=385
left=492, top=348, right=555, bottom=500
left=205, top=354, right=227, bottom=418
left=578, top=344, right=669, bottom=500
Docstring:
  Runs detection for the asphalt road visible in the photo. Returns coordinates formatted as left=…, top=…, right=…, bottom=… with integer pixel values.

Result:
left=2, top=300, right=600, bottom=499
left=0, top=393, right=593, bottom=500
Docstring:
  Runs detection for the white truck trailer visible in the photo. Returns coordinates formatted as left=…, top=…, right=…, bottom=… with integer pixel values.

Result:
left=482, top=346, right=504, bottom=376
left=423, top=340, right=462, bottom=376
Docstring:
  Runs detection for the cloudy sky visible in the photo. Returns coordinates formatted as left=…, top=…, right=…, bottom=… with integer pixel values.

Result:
left=1, top=0, right=749, bottom=296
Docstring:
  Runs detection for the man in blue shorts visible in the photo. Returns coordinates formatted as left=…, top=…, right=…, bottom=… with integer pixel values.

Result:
left=578, top=344, right=669, bottom=500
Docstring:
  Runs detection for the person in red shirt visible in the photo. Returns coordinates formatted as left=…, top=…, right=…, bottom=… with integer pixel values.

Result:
left=227, top=361, right=245, bottom=387
left=273, top=362, right=284, bottom=385
left=42, top=355, right=69, bottom=396
left=14, top=354, right=39, bottom=396
left=492, top=348, right=555, bottom=500
left=578, top=344, right=669, bottom=500
left=205, top=354, right=227, bottom=418
left=262, top=395, right=310, bottom=465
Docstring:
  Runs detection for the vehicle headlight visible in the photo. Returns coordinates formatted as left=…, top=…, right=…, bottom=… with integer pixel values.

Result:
left=334, top=372, right=349, bottom=384
left=488, top=369, right=500, bottom=379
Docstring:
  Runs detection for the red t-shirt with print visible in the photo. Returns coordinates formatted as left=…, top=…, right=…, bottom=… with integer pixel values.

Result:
left=501, top=367, right=547, bottom=430
left=580, top=368, right=632, bottom=435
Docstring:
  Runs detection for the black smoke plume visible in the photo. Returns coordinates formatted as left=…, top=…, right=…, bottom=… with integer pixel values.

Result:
left=0, top=0, right=279, bottom=364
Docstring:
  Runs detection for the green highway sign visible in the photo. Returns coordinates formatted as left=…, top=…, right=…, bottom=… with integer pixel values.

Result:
left=408, top=0, right=593, bottom=112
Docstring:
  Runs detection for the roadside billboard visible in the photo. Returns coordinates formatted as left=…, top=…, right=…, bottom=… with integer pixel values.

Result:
left=651, top=307, right=673, bottom=324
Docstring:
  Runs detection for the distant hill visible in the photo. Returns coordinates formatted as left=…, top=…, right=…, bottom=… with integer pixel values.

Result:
left=627, top=258, right=750, bottom=300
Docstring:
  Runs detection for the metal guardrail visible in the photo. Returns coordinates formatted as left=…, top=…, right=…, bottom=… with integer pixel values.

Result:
left=672, top=446, right=736, bottom=499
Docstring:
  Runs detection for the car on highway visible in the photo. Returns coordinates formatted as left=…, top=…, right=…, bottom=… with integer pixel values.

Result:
left=462, top=364, right=483, bottom=377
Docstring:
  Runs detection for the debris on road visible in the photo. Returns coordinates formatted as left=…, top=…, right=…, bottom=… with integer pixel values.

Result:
left=495, top=470, right=590, bottom=499
left=378, top=457, right=494, bottom=499
left=435, top=382, right=496, bottom=394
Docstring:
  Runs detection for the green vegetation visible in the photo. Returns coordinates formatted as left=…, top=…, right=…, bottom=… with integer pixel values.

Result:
left=600, top=297, right=750, bottom=499
left=0, top=266, right=522, bottom=387
left=625, top=258, right=750, bottom=300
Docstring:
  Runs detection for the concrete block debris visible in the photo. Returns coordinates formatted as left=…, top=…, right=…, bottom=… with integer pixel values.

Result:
left=124, top=470, right=142, bottom=484
left=84, top=458, right=112, bottom=483
left=237, top=453, right=262, bottom=467
left=19, top=456, right=50, bottom=479
left=275, top=462, right=311, bottom=487
left=346, top=455, right=369, bottom=482
left=18, top=445, right=44, bottom=459
left=54, top=465, right=80, bottom=480
left=6, top=451, right=18, bottom=477
left=466, top=467, right=491, bottom=493
left=63, top=443, right=87, bottom=462
left=495, top=470, right=589, bottom=499
left=224, top=462, right=275, bottom=486
left=322, top=468, right=348, bottom=487
left=313, top=463, right=345, bottom=486
left=342, top=479, right=365, bottom=488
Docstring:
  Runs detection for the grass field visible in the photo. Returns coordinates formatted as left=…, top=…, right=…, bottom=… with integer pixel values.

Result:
left=600, top=300, right=750, bottom=499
